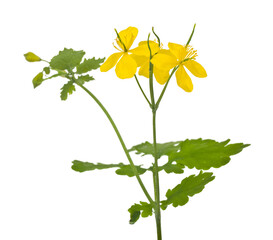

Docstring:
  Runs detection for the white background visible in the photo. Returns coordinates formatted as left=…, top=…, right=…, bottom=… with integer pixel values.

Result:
left=1, top=0, right=272, bottom=239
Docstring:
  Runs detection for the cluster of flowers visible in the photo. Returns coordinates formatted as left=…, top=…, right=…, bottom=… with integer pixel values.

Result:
left=100, top=27, right=207, bottom=92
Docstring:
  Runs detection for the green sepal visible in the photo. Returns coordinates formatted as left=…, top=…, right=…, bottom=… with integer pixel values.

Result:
left=169, top=139, right=250, bottom=170
left=75, top=74, right=95, bottom=85
left=161, top=171, right=215, bottom=209
left=24, top=52, right=41, bottom=62
left=128, top=201, right=153, bottom=224
left=50, top=48, right=85, bottom=71
left=72, top=160, right=147, bottom=177
left=60, top=80, right=75, bottom=100
left=32, top=72, right=44, bottom=88
left=76, top=57, right=105, bottom=74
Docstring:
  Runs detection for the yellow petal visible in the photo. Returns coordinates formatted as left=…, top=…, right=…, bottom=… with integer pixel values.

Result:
left=151, top=52, right=178, bottom=70
left=138, top=61, right=149, bottom=78
left=184, top=60, right=207, bottom=78
left=115, top=53, right=137, bottom=79
left=117, top=27, right=138, bottom=50
left=131, top=54, right=148, bottom=67
left=168, top=43, right=186, bottom=61
left=130, top=41, right=159, bottom=57
left=100, top=52, right=123, bottom=72
left=176, top=66, right=193, bottom=92
left=154, top=67, right=169, bottom=85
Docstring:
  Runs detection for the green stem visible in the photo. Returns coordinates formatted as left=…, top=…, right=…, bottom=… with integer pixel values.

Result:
left=149, top=61, right=162, bottom=240
left=155, top=66, right=178, bottom=109
left=76, top=83, right=154, bottom=205
left=134, top=74, right=152, bottom=107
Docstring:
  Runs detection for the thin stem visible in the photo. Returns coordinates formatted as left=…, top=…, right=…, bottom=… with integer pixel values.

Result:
left=134, top=74, right=152, bottom=107
left=155, top=66, right=178, bottom=109
left=148, top=61, right=162, bottom=240
left=76, top=83, right=154, bottom=205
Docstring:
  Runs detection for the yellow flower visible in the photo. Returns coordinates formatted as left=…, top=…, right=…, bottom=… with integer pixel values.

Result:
left=130, top=41, right=170, bottom=85
left=100, top=27, right=138, bottom=79
left=151, top=43, right=207, bottom=92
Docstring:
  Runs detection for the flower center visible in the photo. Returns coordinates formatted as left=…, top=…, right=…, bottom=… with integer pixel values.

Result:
left=184, top=45, right=198, bottom=61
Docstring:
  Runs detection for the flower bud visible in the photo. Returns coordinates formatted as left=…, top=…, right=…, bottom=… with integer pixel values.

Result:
left=24, top=52, right=41, bottom=62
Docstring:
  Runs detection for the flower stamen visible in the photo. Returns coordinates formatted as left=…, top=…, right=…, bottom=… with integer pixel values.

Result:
left=185, top=45, right=198, bottom=60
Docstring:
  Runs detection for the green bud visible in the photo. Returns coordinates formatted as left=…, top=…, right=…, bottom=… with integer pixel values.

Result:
left=32, top=72, right=43, bottom=88
left=43, top=67, right=50, bottom=74
left=24, top=52, right=41, bottom=62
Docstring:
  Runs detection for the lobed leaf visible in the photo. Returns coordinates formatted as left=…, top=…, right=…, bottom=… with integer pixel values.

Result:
left=72, top=160, right=147, bottom=177
left=169, top=139, right=250, bottom=170
left=60, top=80, right=76, bottom=100
left=159, top=161, right=184, bottom=174
left=129, top=141, right=180, bottom=159
left=76, top=57, right=105, bottom=74
left=128, top=201, right=153, bottom=224
left=50, top=48, right=85, bottom=71
left=161, top=171, right=215, bottom=209
left=75, top=74, right=95, bottom=85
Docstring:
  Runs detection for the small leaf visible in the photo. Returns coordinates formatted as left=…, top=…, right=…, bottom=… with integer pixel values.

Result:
left=50, top=48, right=85, bottom=70
left=115, top=165, right=147, bottom=177
left=60, top=80, right=75, bottom=100
left=76, top=57, right=105, bottom=74
left=72, top=160, right=147, bottom=177
left=161, top=171, right=215, bottom=209
left=159, top=161, right=184, bottom=174
left=75, top=74, right=94, bottom=85
left=128, top=201, right=153, bottom=224
left=32, top=72, right=43, bottom=88
left=24, top=52, right=41, bottom=62
left=169, top=139, right=250, bottom=170
left=129, top=141, right=180, bottom=159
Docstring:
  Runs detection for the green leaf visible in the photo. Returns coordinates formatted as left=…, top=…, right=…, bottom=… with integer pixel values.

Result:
left=32, top=72, right=44, bottom=88
left=169, top=139, right=250, bottom=170
left=75, top=74, right=95, bottom=85
left=72, top=160, right=147, bottom=177
left=76, top=57, right=105, bottom=74
left=50, top=48, right=85, bottom=70
left=161, top=171, right=215, bottom=209
left=115, top=165, right=147, bottom=177
left=159, top=161, right=184, bottom=174
left=60, top=80, right=75, bottom=100
left=129, top=141, right=180, bottom=159
left=128, top=201, right=153, bottom=224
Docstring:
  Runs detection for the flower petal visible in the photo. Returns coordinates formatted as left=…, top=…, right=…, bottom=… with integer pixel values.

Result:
left=154, top=67, right=169, bottom=85
left=176, top=66, right=193, bottom=92
left=130, top=41, right=159, bottom=57
left=138, top=61, right=149, bottom=78
left=100, top=52, right=123, bottom=72
left=118, top=27, right=138, bottom=50
left=115, top=53, right=137, bottom=79
left=184, top=60, right=207, bottom=78
left=131, top=54, right=148, bottom=67
left=168, top=43, right=186, bottom=61
left=151, top=52, right=178, bottom=70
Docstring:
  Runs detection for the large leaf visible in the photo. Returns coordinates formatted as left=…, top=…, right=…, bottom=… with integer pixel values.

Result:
left=169, top=139, right=250, bottom=170
left=76, top=57, right=105, bottom=74
left=72, top=160, right=147, bottom=177
left=129, top=141, right=180, bottom=159
left=161, top=171, right=215, bottom=209
left=60, top=80, right=76, bottom=100
left=50, top=48, right=85, bottom=70
left=128, top=201, right=153, bottom=224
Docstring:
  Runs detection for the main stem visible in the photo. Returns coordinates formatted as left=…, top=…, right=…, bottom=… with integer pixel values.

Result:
left=76, top=83, right=154, bottom=205
left=149, top=62, right=162, bottom=240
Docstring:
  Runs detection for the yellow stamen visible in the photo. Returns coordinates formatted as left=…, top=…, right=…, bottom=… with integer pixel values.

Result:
left=185, top=45, right=198, bottom=60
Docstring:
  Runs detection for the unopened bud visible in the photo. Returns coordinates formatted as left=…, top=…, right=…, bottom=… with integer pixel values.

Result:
left=24, top=52, right=41, bottom=62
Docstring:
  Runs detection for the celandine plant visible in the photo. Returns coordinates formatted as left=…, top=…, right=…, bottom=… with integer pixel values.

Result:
left=25, top=25, right=249, bottom=240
